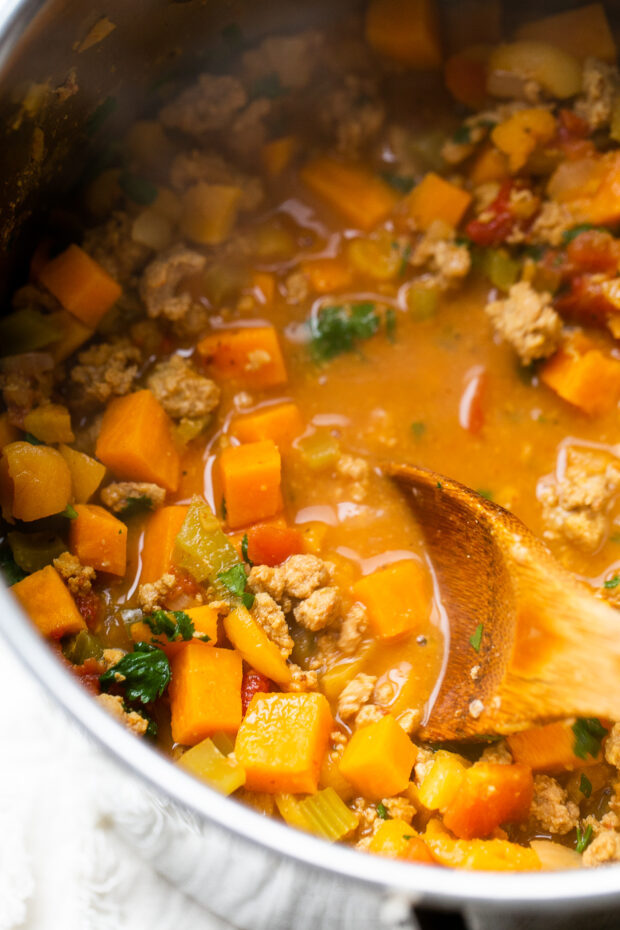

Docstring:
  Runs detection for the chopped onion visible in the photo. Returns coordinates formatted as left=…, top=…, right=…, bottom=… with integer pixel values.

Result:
left=131, top=208, right=172, bottom=251
left=530, top=839, right=582, bottom=870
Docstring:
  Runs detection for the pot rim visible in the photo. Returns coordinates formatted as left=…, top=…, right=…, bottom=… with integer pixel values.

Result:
left=2, top=582, right=620, bottom=910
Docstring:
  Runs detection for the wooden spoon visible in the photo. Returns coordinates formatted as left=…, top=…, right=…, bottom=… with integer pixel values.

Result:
left=387, top=462, right=620, bottom=742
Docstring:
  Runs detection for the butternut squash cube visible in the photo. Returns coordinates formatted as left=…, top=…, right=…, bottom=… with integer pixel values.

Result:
left=38, top=244, right=122, bottom=327
left=507, top=721, right=603, bottom=773
left=406, top=172, right=472, bottom=230
left=197, top=326, right=288, bottom=389
left=417, top=749, right=468, bottom=811
left=12, top=564, right=86, bottom=639
left=338, top=714, right=417, bottom=800
left=70, top=504, right=127, bottom=576
left=231, top=403, right=304, bottom=448
left=140, top=504, right=189, bottom=584
left=369, top=818, right=434, bottom=863
left=352, top=559, right=431, bottom=641
left=58, top=444, right=106, bottom=503
left=23, top=404, right=74, bottom=444
left=180, top=182, right=242, bottom=245
left=169, top=644, right=243, bottom=745
left=0, top=413, right=19, bottom=451
left=365, top=0, right=442, bottom=69
left=0, top=441, right=72, bottom=522
left=235, top=692, right=333, bottom=793
left=218, top=439, right=282, bottom=530
left=540, top=346, right=620, bottom=416
left=300, top=157, right=399, bottom=230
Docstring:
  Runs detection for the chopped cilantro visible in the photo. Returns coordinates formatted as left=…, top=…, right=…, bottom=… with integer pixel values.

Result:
left=604, top=575, right=620, bottom=589
left=572, top=717, right=608, bottom=760
left=579, top=774, right=592, bottom=799
left=385, top=308, right=397, bottom=343
left=469, top=622, right=483, bottom=653
left=576, top=824, right=593, bottom=854
left=120, top=495, right=154, bottom=519
left=251, top=72, right=285, bottom=100
left=23, top=432, right=44, bottom=445
left=402, top=834, right=415, bottom=840
left=99, top=643, right=170, bottom=704
left=452, top=125, right=472, bottom=144
left=476, top=488, right=494, bottom=501
left=61, top=504, right=78, bottom=519
left=381, top=172, right=415, bottom=194
left=217, top=563, right=255, bottom=609
left=144, top=609, right=195, bottom=643
left=241, top=533, right=253, bottom=567
left=145, top=717, right=158, bottom=739
left=86, top=96, right=117, bottom=136
left=436, top=481, right=443, bottom=489
left=120, top=171, right=158, bottom=206
left=0, top=555, right=26, bottom=586
left=561, top=223, right=606, bottom=245
left=410, top=421, right=426, bottom=440
left=310, top=302, right=381, bottom=361
left=376, top=801, right=389, bottom=820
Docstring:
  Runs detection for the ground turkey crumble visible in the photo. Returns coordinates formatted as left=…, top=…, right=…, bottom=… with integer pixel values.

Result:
left=97, top=693, right=148, bottom=737
left=169, top=150, right=264, bottom=212
left=53, top=551, right=95, bottom=595
left=485, top=282, right=562, bottom=365
left=241, top=31, right=324, bottom=91
left=82, top=211, right=151, bottom=287
left=159, top=74, right=247, bottom=136
left=293, top=586, right=341, bottom=631
left=583, top=830, right=620, bottom=866
left=530, top=775, right=579, bottom=835
left=337, top=673, right=377, bottom=721
left=137, top=573, right=177, bottom=613
left=250, top=592, right=293, bottom=659
left=410, top=231, right=471, bottom=291
left=139, top=245, right=207, bottom=329
left=70, top=339, right=141, bottom=405
left=100, top=481, right=166, bottom=513
left=538, top=447, right=620, bottom=551
left=337, top=603, right=368, bottom=655
left=146, top=355, right=220, bottom=420
left=574, top=57, right=620, bottom=131
left=319, top=75, right=385, bottom=157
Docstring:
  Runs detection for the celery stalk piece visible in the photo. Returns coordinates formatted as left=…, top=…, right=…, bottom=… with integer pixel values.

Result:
left=179, top=737, right=246, bottom=795
left=62, top=630, right=104, bottom=665
left=0, top=308, right=62, bottom=357
left=275, top=793, right=312, bottom=832
left=7, top=531, right=67, bottom=573
left=173, top=496, right=239, bottom=594
left=406, top=284, right=439, bottom=321
left=211, top=731, right=236, bottom=755
left=298, top=787, right=359, bottom=841
left=481, top=248, right=520, bottom=293
left=297, top=431, right=341, bottom=471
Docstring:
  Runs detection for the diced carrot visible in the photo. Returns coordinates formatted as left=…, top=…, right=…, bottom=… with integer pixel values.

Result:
left=339, top=714, right=417, bottom=800
left=12, top=565, right=86, bottom=639
left=245, top=523, right=305, bottom=567
left=235, top=692, right=333, bottom=793
left=218, top=439, right=282, bottom=530
left=300, top=157, right=399, bottom=231
left=0, top=441, right=72, bottom=522
left=423, top=820, right=541, bottom=871
left=231, top=403, right=304, bottom=448
left=507, top=721, right=603, bottom=773
left=352, top=560, right=431, bottom=641
left=300, top=257, right=353, bottom=294
left=491, top=108, right=557, bottom=173
left=197, top=326, right=287, bottom=389
left=58, top=444, right=106, bottom=503
left=223, top=606, right=291, bottom=684
left=442, top=763, right=534, bottom=839
left=406, top=173, right=472, bottom=230
left=369, top=819, right=435, bottom=863
left=261, top=136, right=298, bottom=177
left=540, top=346, right=620, bottom=416
left=70, top=504, right=127, bottom=576
left=179, top=183, right=242, bottom=245
left=365, top=0, right=442, bottom=69
left=96, top=390, right=180, bottom=492
left=38, top=244, right=122, bottom=327
left=251, top=272, right=276, bottom=304
left=0, top=413, right=19, bottom=451
left=469, top=144, right=510, bottom=185
left=130, top=604, right=219, bottom=656
left=444, top=46, right=490, bottom=109
left=140, top=505, right=189, bottom=584
left=515, top=4, right=616, bottom=63
left=22, top=403, right=74, bottom=444
left=169, top=644, right=243, bottom=745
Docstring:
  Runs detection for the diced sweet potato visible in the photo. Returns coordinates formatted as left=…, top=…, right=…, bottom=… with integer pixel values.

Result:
left=491, top=108, right=557, bottom=173
left=12, top=564, right=86, bottom=638
left=218, top=439, right=282, bottom=530
left=540, top=346, right=620, bottom=416
left=70, top=504, right=127, bottom=576
left=231, top=403, right=304, bottom=448
left=140, top=505, right=189, bottom=584
left=338, top=714, right=417, bottom=800
left=96, top=390, right=180, bottom=492
left=406, top=172, right=472, bottom=230
left=22, top=404, right=74, bottom=444
left=38, top=244, right=122, bottom=327
left=300, top=257, right=353, bottom=294
left=352, top=560, right=431, bottom=641
left=235, top=692, right=333, bottom=793
left=169, top=644, right=243, bottom=745
left=369, top=818, right=434, bottom=863
left=469, top=144, right=510, bottom=185
left=300, top=157, right=399, bottom=231
left=197, top=326, right=287, bottom=389
left=365, top=0, right=442, bottom=69
left=423, top=820, right=541, bottom=871
left=442, top=763, right=534, bottom=839
left=417, top=749, right=468, bottom=811
left=58, top=444, right=106, bottom=504
left=507, top=721, right=603, bottom=773
left=0, top=441, right=72, bottom=522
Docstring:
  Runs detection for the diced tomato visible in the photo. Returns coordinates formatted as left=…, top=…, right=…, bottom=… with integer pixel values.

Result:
left=555, top=273, right=619, bottom=326
left=459, top=367, right=487, bottom=435
left=246, top=524, right=305, bottom=567
left=171, top=567, right=203, bottom=599
left=74, top=592, right=103, bottom=631
left=241, top=667, right=274, bottom=714
left=465, top=180, right=517, bottom=247
left=566, top=229, right=620, bottom=274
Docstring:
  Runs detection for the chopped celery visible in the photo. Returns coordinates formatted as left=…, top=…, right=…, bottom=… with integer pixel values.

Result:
left=0, top=308, right=62, bottom=357
left=179, top=737, right=246, bottom=794
left=7, top=531, right=67, bottom=573
left=211, top=731, right=236, bottom=755
left=479, top=248, right=520, bottom=293
left=406, top=284, right=439, bottom=321
left=275, top=793, right=311, bottom=831
left=174, top=416, right=209, bottom=445
left=62, top=630, right=103, bottom=665
left=298, top=788, right=359, bottom=841
left=297, top=430, right=340, bottom=471
left=174, top=497, right=239, bottom=587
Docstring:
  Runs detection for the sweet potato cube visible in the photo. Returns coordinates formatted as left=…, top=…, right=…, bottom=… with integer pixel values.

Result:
left=442, top=763, right=534, bottom=839
left=0, top=441, right=72, bottom=522
left=169, top=644, right=243, bottom=745
left=352, top=560, right=431, bottom=641
left=96, top=390, right=180, bottom=492
left=140, top=505, right=189, bottom=584
left=12, top=564, right=86, bottom=639
left=300, top=257, right=353, bottom=293
left=417, top=750, right=468, bottom=811
left=368, top=819, right=434, bottom=863
left=423, top=824, right=541, bottom=871
left=235, top=692, right=333, bottom=793
left=338, top=714, right=417, bottom=800
left=231, top=403, right=304, bottom=448
left=300, top=157, right=399, bottom=230
left=365, top=0, right=442, bottom=69
left=23, top=404, right=74, bottom=444
left=219, top=439, right=282, bottom=530
left=180, top=182, right=242, bottom=245
left=197, top=326, right=287, bottom=389
left=407, top=172, right=472, bottom=230
left=58, top=444, right=106, bottom=503
left=507, top=721, right=603, bottom=773
left=540, top=347, right=620, bottom=416
left=70, top=504, right=127, bottom=576
left=38, top=244, right=122, bottom=327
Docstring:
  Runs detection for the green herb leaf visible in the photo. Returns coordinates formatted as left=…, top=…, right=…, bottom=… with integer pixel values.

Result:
left=469, top=623, right=483, bottom=653
left=579, top=774, right=592, bottom=799
left=576, top=824, right=593, bottom=854
left=23, top=432, right=44, bottom=445
left=376, top=801, right=389, bottom=820
left=0, top=555, right=27, bottom=586
left=251, top=72, right=285, bottom=100
left=381, top=172, right=415, bottom=194
left=410, top=421, right=426, bottom=439
left=61, top=504, right=78, bottom=519
left=241, top=533, right=253, bottom=567
left=452, top=125, right=472, bottom=144
left=561, top=223, right=606, bottom=245
left=144, top=609, right=195, bottom=643
left=572, top=717, right=608, bottom=760
left=217, top=563, right=255, bottom=610
left=310, top=303, right=381, bottom=361
left=436, top=481, right=443, bottom=489
left=476, top=488, right=494, bottom=501
left=119, top=172, right=158, bottom=206
left=385, top=308, right=397, bottom=343
left=99, top=643, right=170, bottom=704
left=604, top=575, right=620, bottom=589
left=119, top=495, right=154, bottom=519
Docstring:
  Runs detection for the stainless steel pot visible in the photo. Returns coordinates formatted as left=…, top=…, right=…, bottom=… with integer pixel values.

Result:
left=1, top=2, right=620, bottom=926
